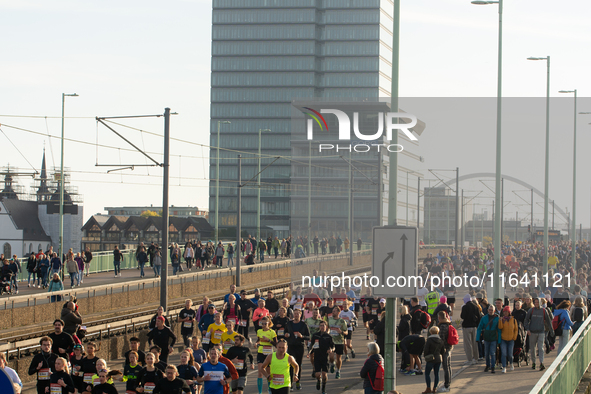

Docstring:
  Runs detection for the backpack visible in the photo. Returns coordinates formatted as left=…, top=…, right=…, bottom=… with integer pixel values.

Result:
left=573, top=307, right=584, bottom=323
left=447, top=324, right=459, bottom=346
left=552, top=314, right=565, bottom=331
left=369, top=360, right=384, bottom=391
left=483, top=316, right=498, bottom=342
left=414, top=309, right=431, bottom=329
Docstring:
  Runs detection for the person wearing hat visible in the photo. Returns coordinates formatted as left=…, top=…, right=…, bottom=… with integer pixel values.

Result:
left=499, top=306, right=518, bottom=373
left=198, top=304, right=217, bottom=352
left=251, top=288, right=265, bottom=305
left=147, top=316, right=177, bottom=363
left=432, top=297, right=451, bottom=323
left=460, top=294, right=481, bottom=365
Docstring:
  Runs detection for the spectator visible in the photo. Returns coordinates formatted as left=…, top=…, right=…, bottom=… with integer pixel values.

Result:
left=477, top=305, right=501, bottom=373
left=524, top=297, right=554, bottom=371
left=422, top=326, right=445, bottom=394
left=48, top=273, right=64, bottom=303
left=359, top=342, right=384, bottom=394
left=27, top=252, right=38, bottom=288
left=499, top=306, right=518, bottom=373
left=61, top=302, right=82, bottom=336
left=460, top=294, right=480, bottom=365
left=553, top=300, right=574, bottom=355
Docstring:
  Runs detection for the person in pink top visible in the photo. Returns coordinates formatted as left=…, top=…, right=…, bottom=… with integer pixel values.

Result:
left=252, top=299, right=270, bottom=332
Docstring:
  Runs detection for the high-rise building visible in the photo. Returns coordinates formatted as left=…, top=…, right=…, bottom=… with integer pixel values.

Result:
left=210, top=0, right=422, bottom=239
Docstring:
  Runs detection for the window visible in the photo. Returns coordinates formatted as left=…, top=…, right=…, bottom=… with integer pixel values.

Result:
left=321, top=9, right=379, bottom=23
left=321, top=42, right=379, bottom=56
left=212, top=72, right=315, bottom=87
left=213, top=41, right=315, bottom=56
left=211, top=103, right=292, bottom=118
left=3, top=243, right=11, bottom=257
left=213, top=56, right=315, bottom=72
left=322, top=0, right=380, bottom=8
left=321, top=25, right=379, bottom=40
left=212, top=87, right=315, bottom=102
left=214, top=25, right=315, bottom=40
left=210, top=119, right=292, bottom=133
left=321, top=57, right=378, bottom=72
left=319, top=73, right=378, bottom=87
left=214, top=0, right=316, bottom=8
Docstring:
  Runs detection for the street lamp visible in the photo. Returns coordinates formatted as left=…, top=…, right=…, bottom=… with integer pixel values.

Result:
left=559, top=89, right=577, bottom=269
left=59, top=93, right=78, bottom=272
left=471, top=0, right=503, bottom=301
left=215, top=120, right=231, bottom=242
left=527, top=56, right=550, bottom=276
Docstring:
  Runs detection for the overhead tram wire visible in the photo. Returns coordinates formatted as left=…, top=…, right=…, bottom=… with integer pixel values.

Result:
left=0, top=126, right=39, bottom=173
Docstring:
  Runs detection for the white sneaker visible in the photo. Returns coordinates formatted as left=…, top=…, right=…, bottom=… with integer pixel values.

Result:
left=438, top=387, right=450, bottom=393
left=502, top=367, right=507, bottom=373
left=510, top=364, right=514, bottom=371
left=471, top=359, right=477, bottom=365
left=32, top=284, right=36, bottom=288
left=463, top=360, right=472, bottom=365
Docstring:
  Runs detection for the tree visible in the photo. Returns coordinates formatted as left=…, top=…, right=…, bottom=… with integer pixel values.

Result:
left=483, top=236, right=492, bottom=245
left=140, top=210, right=160, bottom=218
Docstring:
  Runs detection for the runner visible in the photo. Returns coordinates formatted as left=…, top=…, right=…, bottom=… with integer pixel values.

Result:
left=69, top=344, right=85, bottom=393
left=90, top=368, right=118, bottom=394
left=260, top=339, right=300, bottom=394
left=226, top=334, right=255, bottom=394
left=153, top=365, right=191, bottom=394
left=305, top=308, right=324, bottom=376
left=28, top=336, right=58, bottom=394
left=180, top=299, right=197, bottom=348
left=148, top=316, right=177, bottom=363
left=272, top=307, right=290, bottom=341
left=223, top=295, right=241, bottom=328
left=308, top=320, right=334, bottom=394
left=340, top=300, right=357, bottom=361
left=206, top=312, right=228, bottom=356
left=123, top=351, right=143, bottom=393
left=125, top=337, right=146, bottom=367
left=197, top=347, right=232, bottom=394
left=284, top=308, right=310, bottom=390
left=221, top=321, right=239, bottom=356
left=81, top=342, right=100, bottom=390
left=256, top=316, right=277, bottom=394
left=176, top=351, right=199, bottom=394
left=236, top=291, right=256, bottom=343
left=326, top=306, right=347, bottom=379
left=136, top=352, right=164, bottom=394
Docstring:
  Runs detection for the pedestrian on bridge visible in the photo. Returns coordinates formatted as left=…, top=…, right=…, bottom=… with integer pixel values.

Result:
left=524, top=297, right=554, bottom=371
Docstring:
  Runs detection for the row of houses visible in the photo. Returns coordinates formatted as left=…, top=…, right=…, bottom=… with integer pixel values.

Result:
left=81, top=215, right=214, bottom=252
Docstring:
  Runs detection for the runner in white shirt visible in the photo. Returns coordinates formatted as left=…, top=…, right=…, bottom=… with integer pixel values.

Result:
left=339, top=301, right=357, bottom=362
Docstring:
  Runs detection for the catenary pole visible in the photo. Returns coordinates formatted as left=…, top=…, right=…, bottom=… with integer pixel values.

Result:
left=160, top=108, right=170, bottom=311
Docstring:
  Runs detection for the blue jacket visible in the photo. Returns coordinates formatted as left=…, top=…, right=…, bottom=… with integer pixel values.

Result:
left=198, top=313, right=216, bottom=333
left=553, top=309, right=574, bottom=331
left=477, top=314, right=501, bottom=344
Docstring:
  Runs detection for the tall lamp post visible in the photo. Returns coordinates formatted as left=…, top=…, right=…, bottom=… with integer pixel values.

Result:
left=215, top=120, right=231, bottom=242
left=527, top=56, right=550, bottom=276
left=471, top=0, right=503, bottom=300
left=59, top=93, right=78, bottom=271
left=257, top=128, right=271, bottom=241
left=559, top=90, right=577, bottom=268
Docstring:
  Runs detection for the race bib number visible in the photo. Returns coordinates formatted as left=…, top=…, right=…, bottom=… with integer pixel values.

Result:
left=330, top=329, right=339, bottom=336
left=214, top=331, right=223, bottom=340
left=83, top=373, right=94, bottom=383
left=144, top=382, right=156, bottom=394
left=277, top=329, right=284, bottom=336
left=50, top=383, right=61, bottom=394
left=223, top=341, right=233, bottom=351
left=371, top=308, right=377, bottom=315
left=336, top=300, right=344, bottom=306
left=202, top=337, right=211, bottom=344
left=313, top=340, right=319, bottom=349
left=38, top=368, right=51, bottom=380
left=239, top=319, right=247, bottom=327
left=272, top=374, right=285, bottom=386
left=183, top=321, right=193, bottom=328
left=233, top=359, right=244, bottom=369
left=204, top=371, right=224, bottom=381
left=262, top=345, right=273, bottom=355
left=227, top=318, right=236, bottom=325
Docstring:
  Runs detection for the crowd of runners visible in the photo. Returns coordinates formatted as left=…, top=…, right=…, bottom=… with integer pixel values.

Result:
left=6, top=238, right=590, bottom=394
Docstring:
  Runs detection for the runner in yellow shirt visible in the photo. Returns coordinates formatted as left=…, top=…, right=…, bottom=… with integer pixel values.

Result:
left=206, top=312, right=227, bottom=349
left=221, top=320, right=238, bottom=355
left=256, top=316, right=277, bottom=394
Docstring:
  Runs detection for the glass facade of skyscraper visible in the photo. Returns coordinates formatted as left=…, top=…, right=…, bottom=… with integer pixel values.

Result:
left=210, top=0, right=423, bottom=239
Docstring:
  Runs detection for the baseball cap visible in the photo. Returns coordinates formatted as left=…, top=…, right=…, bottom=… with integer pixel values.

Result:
left=156, top=316, right=165, bottom=322
left=379, top=298, right=386, bottom=303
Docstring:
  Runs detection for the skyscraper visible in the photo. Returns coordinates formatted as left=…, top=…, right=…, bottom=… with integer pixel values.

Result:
left=210, top=0, right=421, bottom=239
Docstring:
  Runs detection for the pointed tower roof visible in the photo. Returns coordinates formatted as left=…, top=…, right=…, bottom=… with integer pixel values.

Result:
left=36, top=147, right=50, bottom=201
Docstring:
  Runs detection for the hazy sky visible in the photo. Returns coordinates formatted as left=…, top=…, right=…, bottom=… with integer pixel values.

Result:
left=1, top=0, right=590, bottom=227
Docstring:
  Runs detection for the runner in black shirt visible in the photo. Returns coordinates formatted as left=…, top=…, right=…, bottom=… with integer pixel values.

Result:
left=236, top=291, right=257, bottom=341
left=69, top=345, right=85, bottom=393
left=309, top=321, right=334, bottom=394
left=153, top=365, right=191, bottom=394
left=81, top=342, right=100, bottom=388
left=226, top=334, right=254, bottom=394
left=28, top=336, right=58, bottom=394
left=179, top=299, right=197, bottom=348
left=137, top=352, right=164, bottom=394
left=91, top=369, right=119, bottom=394
left=49, top=319, right=75, bottom=357
left=148, top=317, right=177, bottom=363
left=49, top=357, right=75, bottom=394
left=123, top=351, right=142, bottom=393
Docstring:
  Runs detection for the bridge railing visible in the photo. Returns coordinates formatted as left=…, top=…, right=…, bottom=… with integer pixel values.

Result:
left=529, top=314, right=591, bottom=394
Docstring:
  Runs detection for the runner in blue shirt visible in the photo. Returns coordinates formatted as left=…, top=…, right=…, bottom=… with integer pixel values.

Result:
left=197, top=347, right=231, bottom=394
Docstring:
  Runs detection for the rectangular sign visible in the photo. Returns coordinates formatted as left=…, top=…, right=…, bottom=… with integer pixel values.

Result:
left=371, top=226, right=418, bottom=297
